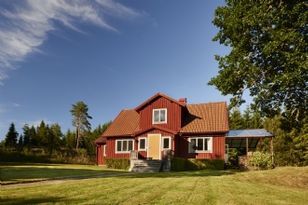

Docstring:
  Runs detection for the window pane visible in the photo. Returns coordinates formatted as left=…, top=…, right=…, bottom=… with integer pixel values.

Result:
left=117, top=141, right=122, bottom=152
left=160, top=110, right=166, bottom=122
left=128, top=140, right=133, bottom=151
left=190, top=138, right=196, bottom=153
left=163, top=138, right=170, bottom=149
left=204, top=139, right=208, bottom=151
left=197, top=138, right=203, bottom=150
left=139, top=139, right=145, bottom=149
left=154, top=110, right=159, bottom=122
left=123, top=140, right=127, bottom=151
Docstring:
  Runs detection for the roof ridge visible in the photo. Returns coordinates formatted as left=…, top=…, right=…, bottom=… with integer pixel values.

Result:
left=187, top=101, right=227, bottom=106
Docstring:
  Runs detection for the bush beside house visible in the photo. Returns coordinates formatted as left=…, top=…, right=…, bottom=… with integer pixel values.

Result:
left=171, top=158, right=225, bottom=171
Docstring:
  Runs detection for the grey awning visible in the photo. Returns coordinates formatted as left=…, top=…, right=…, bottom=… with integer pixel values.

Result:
left=226, top=129, right=273, bottom=149
left=227, top=129, right=273, bottom=138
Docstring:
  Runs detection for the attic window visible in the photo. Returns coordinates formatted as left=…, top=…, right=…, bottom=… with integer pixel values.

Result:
left=153, top=108, right=167, bottom=124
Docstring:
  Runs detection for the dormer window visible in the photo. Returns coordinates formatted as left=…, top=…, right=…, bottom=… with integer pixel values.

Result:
left=153, top=108, right=167, bottom=124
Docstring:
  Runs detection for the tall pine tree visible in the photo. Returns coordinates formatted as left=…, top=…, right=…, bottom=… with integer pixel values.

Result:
left=5, top=123, right=18, bottom=148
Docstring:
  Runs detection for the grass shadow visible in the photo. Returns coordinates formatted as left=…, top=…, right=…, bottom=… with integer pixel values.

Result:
left=118, top=169, right=238, bottom=179
left=0, top=196, right=79, bottom=205
left=0, top=165, right=126, bottom=184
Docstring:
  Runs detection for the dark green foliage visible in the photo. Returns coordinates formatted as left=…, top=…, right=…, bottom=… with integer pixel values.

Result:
left=210, top=0, right=307, bottom=122
left=226, top=148, right=239, bottom=168
left=170, top=158, right=187, bottom=171
left=105, top=158, right=130, bottom=170
left=229, top=106, right=263, bottom=129
left=264, top=116, right=308, bottom=166
left=171, top=158, right=225, bottom=171
left=229, top=108, right=244, bottom=129
left=211, top=1, right=307, bottom=167
left=4, top=123, right=18, bottom=148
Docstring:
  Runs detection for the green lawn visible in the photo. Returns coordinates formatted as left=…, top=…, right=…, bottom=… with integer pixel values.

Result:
left=0, top=163, right=125, bottom=184
left=0, top=164, right=307, bottom=205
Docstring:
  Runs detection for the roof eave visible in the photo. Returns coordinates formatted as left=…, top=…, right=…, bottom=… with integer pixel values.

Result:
left=135, top=92, right=185, bottom=111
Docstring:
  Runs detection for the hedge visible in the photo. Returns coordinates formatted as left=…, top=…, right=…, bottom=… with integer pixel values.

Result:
left=171, top=158, right=225, bottom=171
left=105, top=158, right=130, bottom=170
left=0, top=149, right=96, bottom=165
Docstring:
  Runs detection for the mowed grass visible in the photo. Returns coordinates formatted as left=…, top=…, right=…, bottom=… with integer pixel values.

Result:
left=1, top=165, right=307, bottom=205
left=0, top=163, right=125, bottom=184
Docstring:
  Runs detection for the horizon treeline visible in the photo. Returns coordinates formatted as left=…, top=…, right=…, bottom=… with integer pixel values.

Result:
left=1, top=120, right=111, bottom=157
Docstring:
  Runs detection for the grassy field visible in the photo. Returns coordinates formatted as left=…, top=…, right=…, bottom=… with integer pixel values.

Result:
left=0, top=164, right=307, bottom=205
left=0, top=163, right=125, bottom=184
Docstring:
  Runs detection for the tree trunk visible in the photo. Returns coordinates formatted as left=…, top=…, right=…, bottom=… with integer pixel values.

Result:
left=76, top=127, right=79, bottom=150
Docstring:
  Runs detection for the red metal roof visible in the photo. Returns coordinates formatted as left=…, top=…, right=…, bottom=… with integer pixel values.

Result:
left=95, top=136, right=106, bottom=144
left=101, top=109, right=139, bottom=137
left=95, top=94, right=229, bottom=143
left=180, top=102, right=229, bottom=134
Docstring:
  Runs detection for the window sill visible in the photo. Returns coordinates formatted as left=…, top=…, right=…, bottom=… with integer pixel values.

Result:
left=115, top=151, right=132, bottom=154
left=189, top=151, right=212, bottom=154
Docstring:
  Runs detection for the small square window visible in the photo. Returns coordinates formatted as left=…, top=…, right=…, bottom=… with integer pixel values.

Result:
left=153, top=109, right=167, bottom=124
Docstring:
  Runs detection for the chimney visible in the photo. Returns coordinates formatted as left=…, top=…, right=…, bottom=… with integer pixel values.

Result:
left=178, top=98, right=187, bottom=105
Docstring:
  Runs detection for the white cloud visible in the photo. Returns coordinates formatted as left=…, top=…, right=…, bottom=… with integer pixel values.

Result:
left=0, top=0, right=141, bottom=83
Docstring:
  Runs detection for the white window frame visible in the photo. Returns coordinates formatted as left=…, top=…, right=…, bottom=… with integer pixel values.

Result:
left=152, top=108, right=167, bottom=124
left=162, top=136, right=171, bottom=150
left=188, top=137, right=212, bottom=153
left=103, top=144, right=106, bottom=157
left=115, top=139, right=134, bottom=153
left=138, top=137, right=147, bottom=151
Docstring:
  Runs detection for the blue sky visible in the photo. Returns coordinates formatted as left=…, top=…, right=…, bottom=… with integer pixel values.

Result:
left=0, top=0, right=248, bottom=139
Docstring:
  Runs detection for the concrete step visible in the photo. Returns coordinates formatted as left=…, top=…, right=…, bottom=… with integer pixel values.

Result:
left=130, top=160, right=162, bottom=173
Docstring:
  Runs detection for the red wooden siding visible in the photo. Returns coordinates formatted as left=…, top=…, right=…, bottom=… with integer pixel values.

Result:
left=139, top=97, right=182, bottom=132
left=96, top=145, right=105, bottom=165
left=175, top=135, right=225, bottom=159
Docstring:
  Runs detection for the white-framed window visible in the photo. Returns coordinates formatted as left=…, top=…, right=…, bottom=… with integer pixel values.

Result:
left=152, top=108, right=167, bottom=124
left=115, top=139, right=134, bottom=153
left=138, top=137, right=147, bottom=151
left=103, top=145, right=106, bottom=157
left=188, top=137, right=212, bottom=153
left=162, top=136, right=171, bottom=150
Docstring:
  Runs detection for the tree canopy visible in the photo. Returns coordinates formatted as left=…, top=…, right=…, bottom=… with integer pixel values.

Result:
left=210, top=0, right=307, bottom=121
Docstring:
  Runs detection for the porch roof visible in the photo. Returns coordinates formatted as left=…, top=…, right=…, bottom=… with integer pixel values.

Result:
left=226, top=129, right=273, bottom=149
left=227, top=129, right=273, bottom=138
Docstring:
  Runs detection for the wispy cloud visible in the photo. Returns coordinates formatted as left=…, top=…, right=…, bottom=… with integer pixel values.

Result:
left=0, top=0, right=141, bottom=83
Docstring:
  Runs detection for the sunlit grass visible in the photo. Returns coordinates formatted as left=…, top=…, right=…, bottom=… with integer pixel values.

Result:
left=1, top=165, right=307, bottom=205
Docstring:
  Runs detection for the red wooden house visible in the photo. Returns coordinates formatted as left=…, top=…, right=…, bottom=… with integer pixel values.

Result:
left=95, top=93, right=229, bottom=165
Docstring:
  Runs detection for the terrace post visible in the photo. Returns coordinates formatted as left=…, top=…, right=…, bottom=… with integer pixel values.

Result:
left=270, top=137, right=274, bottom=165
left=246, top=137, right=249, bottom=157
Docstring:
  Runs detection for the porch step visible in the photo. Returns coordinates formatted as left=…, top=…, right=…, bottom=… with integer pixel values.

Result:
left=130, top=160, right=162, bottom=173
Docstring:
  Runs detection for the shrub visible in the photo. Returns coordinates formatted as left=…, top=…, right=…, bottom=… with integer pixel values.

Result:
left=225, top=148, right=239, bottom=168
left=105, top=158, right=130, bottom=170
left=171, top=158, right=224, bottom=171
left=248, top=151, right=273, bottom=170
left=170, top=158, right=187, bottom=171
